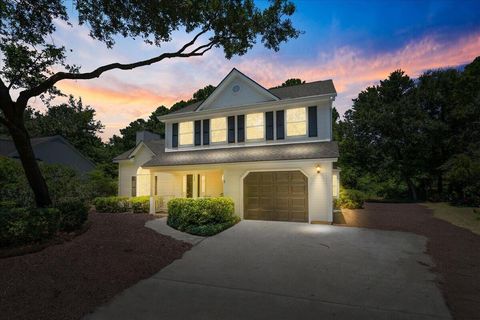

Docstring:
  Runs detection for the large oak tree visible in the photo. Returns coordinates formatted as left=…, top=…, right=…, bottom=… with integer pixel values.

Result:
left=0, top=0, right=300, bottom=207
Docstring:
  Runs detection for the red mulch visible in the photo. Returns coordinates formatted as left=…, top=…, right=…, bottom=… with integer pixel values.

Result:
left=336, top=203, right=480, bottom=320
left=0, top=212, right=192, bottom=320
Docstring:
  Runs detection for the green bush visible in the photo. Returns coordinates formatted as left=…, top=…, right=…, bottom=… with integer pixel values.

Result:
left=167, top=197, right=239, bottom=236
left=55, top=198, right=89, bottom=232
left=0, top=157, right=117, bottom=208
left=0, top=207, right=60, bottom=247
left=337, top=188, right=366, bottom=209
left=93, top=196, right=150, bottom=213
left=129, top=196, right=150, bottom=213
left=93, top=196, right=129, bottom=213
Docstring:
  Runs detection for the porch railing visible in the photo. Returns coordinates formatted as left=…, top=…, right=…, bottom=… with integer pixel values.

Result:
left=149, top=195, right=175, bottom=214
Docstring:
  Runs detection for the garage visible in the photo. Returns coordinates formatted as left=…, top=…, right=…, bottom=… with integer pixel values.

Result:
left=243, top=171, right=308, bottom=222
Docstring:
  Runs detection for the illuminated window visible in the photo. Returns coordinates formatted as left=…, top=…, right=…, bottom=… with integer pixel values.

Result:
left=211, top=117, right=227, bottom=143
left=179, top=121, right=194, bottom=146
left=246, top=113, right=264, bottom=140
left=286, top=107, right=306, bottom=137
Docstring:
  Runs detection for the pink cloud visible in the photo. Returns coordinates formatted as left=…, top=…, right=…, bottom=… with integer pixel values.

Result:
left=49, top=31, right=480, bottom=140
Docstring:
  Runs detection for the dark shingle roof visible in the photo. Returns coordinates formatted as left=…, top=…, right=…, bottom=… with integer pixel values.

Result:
left=0, top=138, right=16, bottom=156
left=113, top=139, right=166, bottom=161
left=0, top=136, right=66, bottom=157
left=142, top=141, right=338, bottom=167
left=167, top=79, right=336, bottom=116
left=269, top=80, right=336, bottom=99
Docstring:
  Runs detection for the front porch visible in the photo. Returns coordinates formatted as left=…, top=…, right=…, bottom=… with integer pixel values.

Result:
left=132, top=167, right=224, bottom=213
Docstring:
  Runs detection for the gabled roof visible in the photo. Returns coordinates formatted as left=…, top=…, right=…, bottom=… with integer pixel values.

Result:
left=195, top=68, right=279, bottom=112
left=166, top=73, right=336, bottom=117
left=142, top=141, right=339, bottom=167
left=113, top=139, right=165, bottom=162
left=0, top=135, right=95, bottom=172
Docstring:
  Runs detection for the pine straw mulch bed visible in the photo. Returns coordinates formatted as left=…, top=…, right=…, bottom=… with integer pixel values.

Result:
left=335, top=202, right=480, bottom=320
left=0, top=212, right=192, bottom=320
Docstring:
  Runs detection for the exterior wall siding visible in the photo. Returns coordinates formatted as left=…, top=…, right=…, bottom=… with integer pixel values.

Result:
left=118, top=145, right=154, bottom=197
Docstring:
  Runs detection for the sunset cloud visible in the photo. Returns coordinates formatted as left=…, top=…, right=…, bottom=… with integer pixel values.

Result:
left=47, top=30, right=480, bottom=140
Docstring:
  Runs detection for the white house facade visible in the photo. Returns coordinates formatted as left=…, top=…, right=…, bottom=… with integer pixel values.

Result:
left=114, top=68, right=340, bottom=223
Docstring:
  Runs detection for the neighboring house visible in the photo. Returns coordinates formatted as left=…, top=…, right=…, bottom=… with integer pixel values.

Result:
left=115, top=68, right=340, bottom=223
left=0, top=135, right=95, bottom=174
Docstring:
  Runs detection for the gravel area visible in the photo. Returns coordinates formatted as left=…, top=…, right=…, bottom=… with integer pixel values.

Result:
left=336, top=203, right=480, bottom=320
left=0, top=212, right=192, bottom=320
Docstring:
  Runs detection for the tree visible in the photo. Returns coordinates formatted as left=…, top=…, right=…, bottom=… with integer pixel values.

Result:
left=0, top=0, right=300, bottom=207
left=25, top=96, right=105, bottom=163
left=270, top=78, right=305, bottom=89
left=340, top=70, right=427, bottom=200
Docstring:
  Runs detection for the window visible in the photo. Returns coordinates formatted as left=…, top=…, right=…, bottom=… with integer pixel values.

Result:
left=131, top=176, right=136, bottom=197
left=211, top=117, right=227, bottom=143
left=246, top=113, right=264, bottom=140
left=154, top=176, right=158, bottom=196
left=179, top=121, right=194, bottom=146
left=286, top=107, right=307, bottom=137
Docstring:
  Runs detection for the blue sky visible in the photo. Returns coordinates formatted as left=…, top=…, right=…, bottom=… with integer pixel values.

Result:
left=46, top=0, right=480, bottom=139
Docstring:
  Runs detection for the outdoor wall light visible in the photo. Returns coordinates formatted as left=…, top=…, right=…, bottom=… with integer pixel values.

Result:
left=316, top=165, right=321, bottom=174
left=222, top=174, right=225, bottom=183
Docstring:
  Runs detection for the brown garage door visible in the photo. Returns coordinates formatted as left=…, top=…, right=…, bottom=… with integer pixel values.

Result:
left=244, top=171, right=308, bottom=222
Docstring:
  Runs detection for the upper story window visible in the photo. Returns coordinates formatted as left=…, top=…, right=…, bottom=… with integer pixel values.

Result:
left=246, top=113, right=264, bottom=140
left=179, top=121, right=194, bottom=146
left=286, top=107, right=307, bottom=137
left=211, top=117, right=227, bottom=143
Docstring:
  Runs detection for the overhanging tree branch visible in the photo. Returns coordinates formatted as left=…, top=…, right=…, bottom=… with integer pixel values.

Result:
left=17, top=29, right=213, bottom=106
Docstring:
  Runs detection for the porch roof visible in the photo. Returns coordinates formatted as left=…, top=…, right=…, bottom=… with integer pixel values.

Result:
left=142, top=141, right=338, bottom=167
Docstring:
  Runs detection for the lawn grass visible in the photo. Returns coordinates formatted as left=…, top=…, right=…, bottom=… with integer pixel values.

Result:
left=423, top=202, right=480, bottom=235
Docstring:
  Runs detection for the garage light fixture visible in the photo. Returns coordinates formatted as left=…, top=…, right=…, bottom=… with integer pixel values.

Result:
left=316, top=165, right=321, bottom=174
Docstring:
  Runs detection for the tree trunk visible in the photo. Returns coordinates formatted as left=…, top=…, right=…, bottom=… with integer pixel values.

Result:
left=8, top=119, right=52, bottom=207
left=437, top=173, right=443, bottom=198
left=405, top=176, right=418, bottom=201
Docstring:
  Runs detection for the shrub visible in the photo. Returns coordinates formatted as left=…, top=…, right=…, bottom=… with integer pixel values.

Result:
left=93, top=196, right=150, bottom=213
left=129, top=196, right=150, bottom=213
left=167, top=197, right=239, bottom=236
left=55, top=198, right=89, bottom=232
left=338, top=188, right=366, bottom=209
left=0, top=207, right=60, bottom=247
left=93, top=196, right=129, bottom=213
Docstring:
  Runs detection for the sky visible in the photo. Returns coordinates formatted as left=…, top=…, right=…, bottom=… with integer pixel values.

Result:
left=36, top=0, right=480, bottom=140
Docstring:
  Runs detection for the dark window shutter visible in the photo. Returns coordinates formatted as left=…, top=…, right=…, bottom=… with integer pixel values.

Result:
left=308, top=106, right=318, bottom=137
left=194, top=120, right=201, bottom=146
left=266, top=111, right=274, bottom=140
left=276, top=110, right=285, bottom=140
left=228, top=116, right=235, bottom=143
left=203, top=119, right=210, bottom=145
left=237, top=115, right=245, bottom=142
left=172, top=123, right=178, bottom=148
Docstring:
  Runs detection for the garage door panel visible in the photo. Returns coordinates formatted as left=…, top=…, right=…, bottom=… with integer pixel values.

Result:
left=244, top=171, right=308, bottom=222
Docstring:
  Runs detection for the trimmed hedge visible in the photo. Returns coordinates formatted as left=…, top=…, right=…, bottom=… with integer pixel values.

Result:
left=55, top=198, right=89, bottom=232
left=93, top=196, right=149, bottom=213
left=0, top=207, right=60, bottom=247
left=335, top=188, right=366, bottom=209
left=167, top=197, right=239, bottom=236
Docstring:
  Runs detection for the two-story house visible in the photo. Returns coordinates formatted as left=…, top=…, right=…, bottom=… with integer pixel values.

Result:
left=114, top=68, right=340, bottom=223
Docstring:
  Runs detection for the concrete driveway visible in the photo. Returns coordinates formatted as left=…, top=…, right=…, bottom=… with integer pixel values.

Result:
left=86, top=221, right=451, bottom=320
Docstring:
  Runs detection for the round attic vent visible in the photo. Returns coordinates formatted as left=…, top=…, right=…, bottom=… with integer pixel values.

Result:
left=232, top=84, right=240, bottom=93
